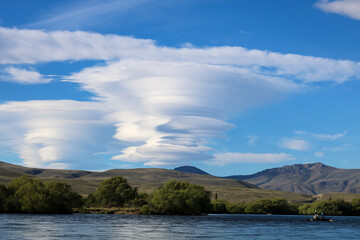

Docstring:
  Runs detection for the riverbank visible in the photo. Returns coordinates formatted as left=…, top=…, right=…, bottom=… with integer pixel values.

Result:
left=77, top=207, right=141, bottom=215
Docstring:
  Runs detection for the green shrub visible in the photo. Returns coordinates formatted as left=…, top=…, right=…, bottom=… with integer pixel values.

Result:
left=86, top=176, right=138, bottom=207
left=245, top=198, right=298, bottom=215
left=2, top=176, right=83, bottom=213
left=298, top=199, right=353, bottom=216
left=150, top=180, right=211, bottom=215
left=211, top=200, right=228, bottom=213
left=45, top=181, right=83, bottom=213
left=0, top=184, right=9, bottom=212
left=226, top=202, right=246, bottom=214
left=351, top=199, right=360, bottom=215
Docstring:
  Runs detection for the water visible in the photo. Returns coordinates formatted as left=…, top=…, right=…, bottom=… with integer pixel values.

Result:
left=1, top=214, right=360, bottom=239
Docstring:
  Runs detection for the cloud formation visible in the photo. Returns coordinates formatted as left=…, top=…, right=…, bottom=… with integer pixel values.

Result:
left=0, top=100, right=114, bottom=169
left=316, top=0, right=360, bottom=20
left=294, top=130, right=346, bottom=140
left=1, top=67, right=52, bottom=84
left=210, top=152, right=294, bottom=166
left=1, top=27, right=360, bottom=83
left=0, top=27, right=359, bottom=168
left=279, top=139, right=311, bottom=151
left=27, top=0, right=153, bottom=30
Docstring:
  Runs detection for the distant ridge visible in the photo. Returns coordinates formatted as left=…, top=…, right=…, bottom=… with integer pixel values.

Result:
left=224, top=162, right=360, bottom=195
left=1, top=161, right=271, bottom=202
left=173, top=166, right=209, bottom=175
left=1, top=160, right=360, bottom=197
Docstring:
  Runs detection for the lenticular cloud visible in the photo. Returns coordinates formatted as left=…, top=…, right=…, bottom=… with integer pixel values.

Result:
left=66, top=60, right=296, bottom=166
left=0, top=27, right=359, bottom=168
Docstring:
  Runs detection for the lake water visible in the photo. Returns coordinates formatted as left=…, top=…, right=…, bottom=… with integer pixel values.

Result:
left=1, top=214, right=359, bottom=239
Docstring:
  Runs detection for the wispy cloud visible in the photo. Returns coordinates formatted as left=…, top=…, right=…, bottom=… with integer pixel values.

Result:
left=247, top=135, right=258, bottom=146
left=26, top=0, right=154, bottom=30
left=0, top=100, right=115, bottom=169
left=1, top=27, right=360, bottom=83
left=1, top=67, right=52, bottom=84
left=294, top=130, right=346, bottom=140
left=279, top=138, right=311, bottom=151
left=209, top=152, right=294, bottom=166
left=315, top=0, right=360, bottom=21
left=314, top=151, right=324, bottom=157
left=0, top=27, right=359, bottom=168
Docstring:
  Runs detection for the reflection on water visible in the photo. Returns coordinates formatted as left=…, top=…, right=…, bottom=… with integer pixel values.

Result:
left=1, top=214, right=360, bottom=239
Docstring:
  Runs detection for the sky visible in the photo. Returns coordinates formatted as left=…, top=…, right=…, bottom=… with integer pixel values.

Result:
left=0, top=0, right=359, bottom=176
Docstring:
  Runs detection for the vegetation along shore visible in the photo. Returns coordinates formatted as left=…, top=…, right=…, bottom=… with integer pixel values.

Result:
left=1, top=175, right=360, bottom=216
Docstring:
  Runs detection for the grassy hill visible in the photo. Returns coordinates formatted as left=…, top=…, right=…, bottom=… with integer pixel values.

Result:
left=0, top=161, right=311, bottom=203
left=225, top=162, right=360, bottom=195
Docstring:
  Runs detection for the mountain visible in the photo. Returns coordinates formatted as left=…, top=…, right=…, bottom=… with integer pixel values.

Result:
left=0, top=161, right=310, bottom=203
left=224, top=162, right=360, bottom=195
left=173, top=166, right=209, bottom=175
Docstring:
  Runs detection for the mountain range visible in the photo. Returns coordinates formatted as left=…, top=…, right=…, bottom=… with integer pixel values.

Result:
left=174, top=162, right=360, bottom=195
left=0, top=161, right=310, bottom=203
left=1, top=161, right=359, bottom=199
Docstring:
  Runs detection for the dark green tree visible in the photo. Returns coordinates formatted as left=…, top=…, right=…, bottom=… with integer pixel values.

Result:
left=0, top=184, right=8, bottom=212
left=88, top=176, right=138, bottom=207
left=351, top=198, right=360, bottom=215
left=150, top=180, right=211, bottom=215
left=211, top=199, right=228, bottom=213
left=8, top=176, right=49, bottom=213
left=5, top=175, right=83, bottom=214
left=45, top=181, right=83, bottom=213
left=226, top=202, right=246, bottom=214
left=299, top=199, right=353, bottom=216
left=245, top=198, right=298, bottom=215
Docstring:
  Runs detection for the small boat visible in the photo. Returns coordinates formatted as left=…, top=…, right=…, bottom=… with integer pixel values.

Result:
left=306, top=218, right=333, bottom=222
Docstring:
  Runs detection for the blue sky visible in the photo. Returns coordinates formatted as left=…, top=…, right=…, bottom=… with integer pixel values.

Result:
left=0, top=0, right=359, bottom=175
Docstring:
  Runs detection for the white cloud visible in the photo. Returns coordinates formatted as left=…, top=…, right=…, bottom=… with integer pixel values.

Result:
left=279, top=138, right=311, bottom=151
left=27, top=0, right=155, bottom=30
left=1, top=27, right=360, bottom=83
left=0, top=27, right=155, bottom=64
left=0, top=27, right=359, bottom=168
left=1, top=67, right=52, bottom=84
left=294, top=130, right=346, bottom=140
left=0, top=100, right=115, bottom=169
left=314, top=151, right=324, bottom=157
left=316, top=0, right=360, bottom=20
left=247, top=135, right=258, bottom=146
left=209, top=152, right=294, bottom=166
left=67, top=60, right=289, bottom=166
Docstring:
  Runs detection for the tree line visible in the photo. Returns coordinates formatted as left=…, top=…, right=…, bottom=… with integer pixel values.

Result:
left=211, top=198, right=360, bottom=215
left=0, top=176, right=82, bottom=213
left=1, top=175, right=360, bottom=215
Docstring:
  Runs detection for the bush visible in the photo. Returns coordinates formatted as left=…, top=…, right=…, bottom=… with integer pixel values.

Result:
left=45, top=181, right=83, bottom=213
left=226, top=202, right=246, bottom=214
left=245, top=198, right=298, bottom=215
left=140, top=204, right=153, bottom=215
left=150, top=180, right=211, bottom=215
left=298, top=199, right=353, bottom=216
left=2, top=176, right=83, bottom=213
left=351, top=199, right=360, bottom=215
left=0, top=184, right=9, bottom=212
left=211, top=200, right=228, bottom=213
left=86, top=176, right=138, bottom=207
left=298, top=203, right=312, bottom=215
left=131, top=192, right=150, bottom=207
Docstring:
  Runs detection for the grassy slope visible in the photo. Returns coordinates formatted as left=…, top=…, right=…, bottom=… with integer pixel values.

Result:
left=231, top=163, right=360, bottom=195
left=0, top=161, right=312, bottom=202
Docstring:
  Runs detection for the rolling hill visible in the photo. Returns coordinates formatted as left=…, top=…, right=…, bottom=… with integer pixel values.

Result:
left=0, top=161, right=310, bottom=203
left=173, top=166, right=209, bottom=175
left=224, top=162, right=360, bottom=195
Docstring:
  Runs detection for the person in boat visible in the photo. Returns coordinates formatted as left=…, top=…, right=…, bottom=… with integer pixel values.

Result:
left=313, top=210, right=319, bottom=220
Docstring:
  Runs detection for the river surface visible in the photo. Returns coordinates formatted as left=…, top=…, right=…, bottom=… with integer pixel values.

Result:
left=0, top=214, right=359, bottom=239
